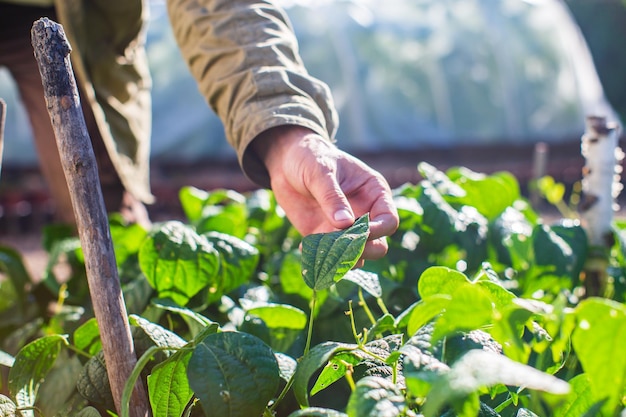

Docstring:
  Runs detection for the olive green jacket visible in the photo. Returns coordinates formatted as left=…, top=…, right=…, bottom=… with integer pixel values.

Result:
left=167, top=0, right=338, bottom=188
left=55, top=0, right=338, bottom=198
left=53, top=0, right=153, bottom=202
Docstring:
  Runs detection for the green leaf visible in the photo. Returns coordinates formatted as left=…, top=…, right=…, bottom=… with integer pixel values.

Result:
left=417, top=266, right=470, bottom=299
left=310, top=352, right=360, bottom=396
left=280, top=250, right=314, bottom=299
left=423, top=350, right=569, bottom=417
left=401, top=344, right=449, bottom=399
left=342, top=269, right=382, bottom=298
left=301, top=214, right=369, bottom=290
left=346, top=376, right=407, bottom=417
left=151, top=298, right=218, bottom=338
left=147, top=348, right=193, bottom=417
left=446, top=167, right=520, bottom=220
left=8, top=335, right=67, bottom=417
left=293, top=342, right=357, bottom=407
left=415, top=181, right=458, bottom=252
left=275, top=352, right=298, bottom=383
left=110, top=222, right=148, bottom=266
left=433, top=287, right=493, bottom=341
left=572, top=298, right=626, bottom=415
left=36, top=353, right=83, bottom=417
left=0, top=246, right=31, bottom=312
left=406, top=295, right=451, bottom=336
left=287, top=408, right=348, bottom=417
left=73, top=318, right=101, bottom=357
left=553, top=374, right=595, bottom=417
left=76, top=351, right=115, bottom=409
left=139, top=221, right=220, bottom=305
left=537, top=176, right=565, bottom=205
left=187, top=332, right=279, bottom=417
left=130, top=315, right=186, bottom=351
left=204, top=231, right=260, bottom=303
left=533, top=224, right=588, bottom=280
left=180, top=187, right=249, bottom=237
left=246, top=304, right=307, bottom=353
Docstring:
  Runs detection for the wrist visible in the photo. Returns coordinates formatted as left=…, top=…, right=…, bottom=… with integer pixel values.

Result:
left=251, top=125, right=324, bottom=172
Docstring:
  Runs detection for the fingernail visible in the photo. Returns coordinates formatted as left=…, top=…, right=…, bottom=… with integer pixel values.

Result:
left=334, top=209, right=353, bottom=222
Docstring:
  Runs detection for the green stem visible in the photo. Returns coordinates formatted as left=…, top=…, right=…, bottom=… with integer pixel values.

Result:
left=121, top=346, right=178, bottom=417
left=304, top=290, right=318, bottom=356
left=65, top=343, right=95, bottom=361
left=376, top=296, right=390, bottom=316
left=268, top=376, right=295, bottom=414
left=270, top=290, right=318, bottom=414
left=358, top=288, right=377, bottom=325
left=347, top=300, right=361, bottom=344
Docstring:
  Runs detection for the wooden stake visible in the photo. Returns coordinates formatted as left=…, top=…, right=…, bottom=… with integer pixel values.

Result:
left=0, top=98, right=6, bottom=177
left=30, top=18, right=150, bottom=417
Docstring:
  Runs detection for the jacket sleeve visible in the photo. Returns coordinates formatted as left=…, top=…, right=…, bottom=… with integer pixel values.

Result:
left=166, top=0, right=338, bottom=188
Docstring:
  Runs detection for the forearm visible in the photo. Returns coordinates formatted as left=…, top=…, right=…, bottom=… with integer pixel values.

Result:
left=166, top=0, right=338, bottom=187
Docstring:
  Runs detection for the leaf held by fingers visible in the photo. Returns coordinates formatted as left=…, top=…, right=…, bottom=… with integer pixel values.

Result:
left=301, top=214, right=370, bottom=291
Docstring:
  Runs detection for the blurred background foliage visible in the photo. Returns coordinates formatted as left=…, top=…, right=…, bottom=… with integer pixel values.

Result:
left=565, top=0, right=626, bottom=126
left=0, top=0, right=624, bottom=166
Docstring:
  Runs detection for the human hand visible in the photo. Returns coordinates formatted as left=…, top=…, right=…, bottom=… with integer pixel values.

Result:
left=252, top=126, right=399, bottom=267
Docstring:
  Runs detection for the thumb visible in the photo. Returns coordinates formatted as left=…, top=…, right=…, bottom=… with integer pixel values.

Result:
left=308, top=174, right=355, bottom=229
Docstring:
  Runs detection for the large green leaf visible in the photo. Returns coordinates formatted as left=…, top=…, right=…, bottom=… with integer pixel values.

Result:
left=415, top=181, right=457, bottom=252
left=572, top=298, right=626, bottom=415
left=139, top=221, right=219, bottom=305
left=345, top=376, right=407, bottom=417
left=406, top=295, right=451, bottom=336
left=553, top=374, right=595, bottom=417
left=532, top=224, right=588, bottom=280
left=301, top=214, right=369, bottom=291
left=187, top=332, right=279, bottom=417
left=151, top=298, right=218, bottom=338
left=293, top=342, right=357, bottom=407
left=8, top=335, right=67, bottom=417
left=445, top=167, right=520, bottom=221
left=147, top=348, right=193, bottom=417
left=417, top=266, right=469, bottom=299
left=129, top=315, right=186, bottom=351
left=401, top=344, right=449, bottom=399
left=204, top=231, right=260, bottom=303
left=423, top=350, right=569, bottom=417
left=110, top=222, right=148, bottom=266
left=342, top=269, right=382, bottom=298
left=179, top=187, right=249, bottom=237
left=245, top=304, right=307, bottom=353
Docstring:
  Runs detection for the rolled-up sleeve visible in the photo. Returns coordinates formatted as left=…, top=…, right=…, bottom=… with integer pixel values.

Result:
left=166, top=0, right=339, bottom=187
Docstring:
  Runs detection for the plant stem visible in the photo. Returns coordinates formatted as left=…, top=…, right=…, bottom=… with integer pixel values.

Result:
left=121, top=346, right=179, bottom=417
left=358, top=288, right=377, bottom=325
left=304, top=290, right=318, bottom=356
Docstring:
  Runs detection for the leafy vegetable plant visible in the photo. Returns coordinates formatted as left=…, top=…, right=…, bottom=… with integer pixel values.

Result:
left=1, top=163, right=625, bottom=417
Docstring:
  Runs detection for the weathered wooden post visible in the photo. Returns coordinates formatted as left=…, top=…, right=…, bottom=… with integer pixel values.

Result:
left=0, top=98, right=5, bottom=177
left=579, top=115, right=623, bottom=297
left=30, top=18, right=151, bottom=416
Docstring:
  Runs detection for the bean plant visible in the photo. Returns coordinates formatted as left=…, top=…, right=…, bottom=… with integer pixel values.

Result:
left=0, top=162, right=625, bottom=417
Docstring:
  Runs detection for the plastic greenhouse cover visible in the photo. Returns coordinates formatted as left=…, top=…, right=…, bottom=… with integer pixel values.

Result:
left=0, top=0, right=618, bottom=165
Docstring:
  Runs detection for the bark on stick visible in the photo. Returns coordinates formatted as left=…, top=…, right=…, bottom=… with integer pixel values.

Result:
left=0, top=98, right=6, bottom=176
left=30, top=18, right=150, bottom=417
